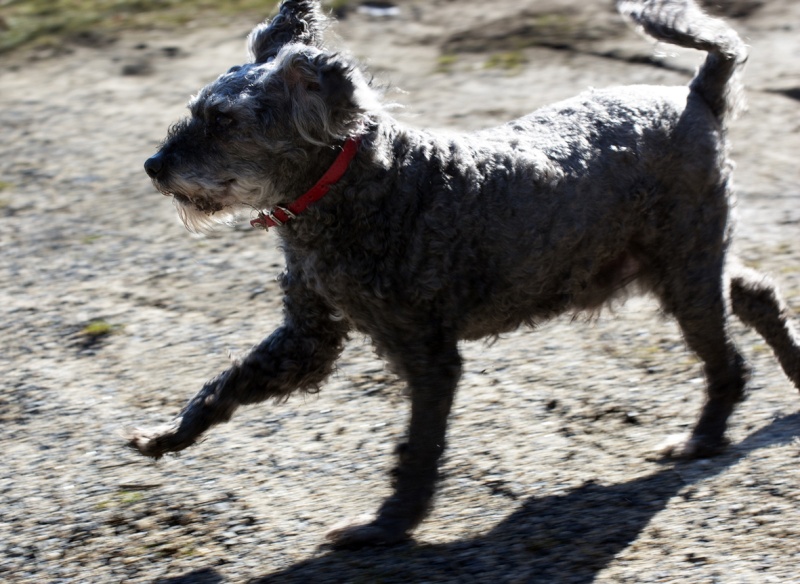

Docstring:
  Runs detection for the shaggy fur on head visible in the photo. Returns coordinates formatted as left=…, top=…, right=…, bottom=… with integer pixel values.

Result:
left=135, top=0, right=800, bottom=548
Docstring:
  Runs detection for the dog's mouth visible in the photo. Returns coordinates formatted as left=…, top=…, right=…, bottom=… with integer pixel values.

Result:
left=155, top=175, right=239, bottom=215
left=164, top=179, right=253, bottom=234
left=170, top=193, right=238, bottom=234
left=172, top=193, right=227, bottom=215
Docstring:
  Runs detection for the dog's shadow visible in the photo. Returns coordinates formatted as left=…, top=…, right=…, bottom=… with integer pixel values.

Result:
left=157, top=414, right=799, bottom=584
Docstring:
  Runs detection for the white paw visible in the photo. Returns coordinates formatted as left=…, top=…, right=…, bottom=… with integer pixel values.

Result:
left=653, top=432, right=728, bottom=459
left=123, top=420, right=183, bottom=459
left=655, top=432, right=692, bottom=457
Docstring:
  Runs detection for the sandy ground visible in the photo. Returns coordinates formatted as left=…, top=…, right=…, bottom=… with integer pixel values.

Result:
left=1, top=1, right=799, bottom=582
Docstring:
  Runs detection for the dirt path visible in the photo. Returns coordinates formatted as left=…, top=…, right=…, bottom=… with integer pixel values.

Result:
left=1, top=1, right=799, bottom=582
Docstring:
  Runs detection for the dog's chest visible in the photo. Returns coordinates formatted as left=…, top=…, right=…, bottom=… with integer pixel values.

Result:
left=291, top=242, right=379, bottom=306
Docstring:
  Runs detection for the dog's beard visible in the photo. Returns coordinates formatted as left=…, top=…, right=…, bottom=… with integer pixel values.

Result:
left=157, top=172, right=279, bottom=234
left=173, top=197, right=237, bottom=234
left=156, top=173, right=239, bottom=234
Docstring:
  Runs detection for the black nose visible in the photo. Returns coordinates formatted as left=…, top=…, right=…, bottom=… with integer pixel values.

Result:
left=144, top=152, right=165, bottom=178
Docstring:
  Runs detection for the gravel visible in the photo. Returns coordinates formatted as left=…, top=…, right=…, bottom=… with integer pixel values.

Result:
left=1, top=1, right=799, bottom=582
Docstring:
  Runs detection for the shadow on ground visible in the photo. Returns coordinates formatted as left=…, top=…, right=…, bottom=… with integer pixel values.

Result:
left=158, top=413, right=799, bottom=584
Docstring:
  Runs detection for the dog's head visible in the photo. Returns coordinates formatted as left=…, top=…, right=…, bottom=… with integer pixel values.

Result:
left=144, top=0, right=378, bottom=233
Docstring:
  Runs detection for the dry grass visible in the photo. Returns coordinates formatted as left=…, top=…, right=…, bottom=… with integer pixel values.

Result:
left=0, top=0, right=282, bottom=53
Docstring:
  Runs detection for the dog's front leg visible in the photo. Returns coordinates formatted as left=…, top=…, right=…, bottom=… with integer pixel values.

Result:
left=327, top=331, right=461, bottom=547
left=127, top=279, right=348, bottom=458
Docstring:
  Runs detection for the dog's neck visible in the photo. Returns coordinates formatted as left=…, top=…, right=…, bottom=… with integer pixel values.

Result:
left=251, top=137, right=362, bottom=230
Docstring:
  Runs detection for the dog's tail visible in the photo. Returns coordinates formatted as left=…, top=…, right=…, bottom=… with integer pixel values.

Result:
left=618, top=0, right=747, bottom=124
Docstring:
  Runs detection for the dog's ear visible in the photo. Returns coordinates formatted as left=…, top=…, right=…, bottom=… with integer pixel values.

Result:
left=275, top=49, right=371, bottom=145
left=248, top=0, right=326, bottom=64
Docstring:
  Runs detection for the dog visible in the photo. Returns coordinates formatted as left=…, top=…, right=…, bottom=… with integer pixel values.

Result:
left=130, top=0, right=800, bottom=547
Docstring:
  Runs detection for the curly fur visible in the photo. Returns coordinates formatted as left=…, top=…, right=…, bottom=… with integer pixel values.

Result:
left=134, top=0, right=800, bottom=547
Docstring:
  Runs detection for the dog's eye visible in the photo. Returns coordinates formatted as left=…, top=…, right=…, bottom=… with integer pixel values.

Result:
left=213, top=114, right=234, bottom=130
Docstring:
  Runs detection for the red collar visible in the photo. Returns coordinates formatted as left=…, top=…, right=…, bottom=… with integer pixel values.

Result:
left=250, top=137, right=361, bottom=230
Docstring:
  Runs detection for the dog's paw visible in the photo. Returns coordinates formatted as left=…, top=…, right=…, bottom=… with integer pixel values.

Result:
left=325, top=515, right=410, bottom=549
left=654, top=432, right=729, bottom=460
left=123, top=419, right=192, bottom=459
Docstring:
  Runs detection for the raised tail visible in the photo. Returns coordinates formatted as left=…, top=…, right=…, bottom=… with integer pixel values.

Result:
left=617, top=0, right=748, bottom=124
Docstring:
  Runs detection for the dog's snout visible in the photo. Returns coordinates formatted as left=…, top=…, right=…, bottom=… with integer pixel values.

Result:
left=144, top=152, right=165, bottom=179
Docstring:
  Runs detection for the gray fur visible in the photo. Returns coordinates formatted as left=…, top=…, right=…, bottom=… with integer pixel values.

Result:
left=133, top=0, right=800, bottom=547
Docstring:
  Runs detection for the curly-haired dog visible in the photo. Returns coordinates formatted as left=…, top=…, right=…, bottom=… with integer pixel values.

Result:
left=131, top=0, right=800, bottom=547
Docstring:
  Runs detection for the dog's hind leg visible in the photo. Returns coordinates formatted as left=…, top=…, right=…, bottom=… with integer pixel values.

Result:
left=656, top=250, right=751, bottom=458
left=127, top=272, right=349, bottom=458
left=327, top=328, right=461, bottom=548
left=729, top=262, right=800, bottom=389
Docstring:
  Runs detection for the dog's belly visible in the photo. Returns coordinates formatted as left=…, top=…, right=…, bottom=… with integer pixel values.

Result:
left=458, top=247, right=645, bottom=340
